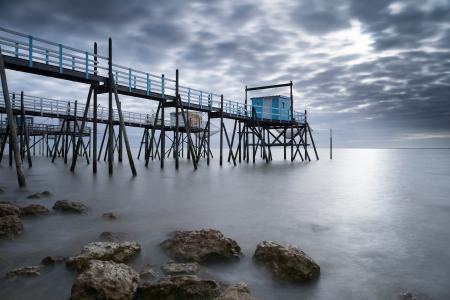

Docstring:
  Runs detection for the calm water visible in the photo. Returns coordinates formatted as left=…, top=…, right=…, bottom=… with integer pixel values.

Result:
left=0, top=148, right=449, bottom=299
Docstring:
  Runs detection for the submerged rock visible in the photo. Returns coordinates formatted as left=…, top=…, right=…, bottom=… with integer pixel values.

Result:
left=102, top=212, right=118, bottom=220
left=97, top=231, right=127, bottom=242
left=161, top=261, right=200, bottom=275
left=0, top=203, right=21, bottom=217
left=140, top=264, right=158, bottom=280
left=399, top=292, right=419, bottom=300
left=66, top=241, right=141, bottom=271
left=27, top=191, right=51, bottom=199
left=253, top=241, right=320, bottom=282
left=5, top=265, right=42, bottom=279
left=53, top=200, right=87, bottom=213
left=0, top=215, right=23, bottom=238
left=217, top=282, right=256, bottom=300
left=160, top=229, right=242, bottom=263
left=21, top=204, right=50, bottom=216
left=137, top=275, right=221, bottom=300
left=70, top=260, right=139, bottom=300
left=41, top=255, right=67, bottom=266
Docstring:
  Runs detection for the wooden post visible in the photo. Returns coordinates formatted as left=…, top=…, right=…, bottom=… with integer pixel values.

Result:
left=207, top=112, right=210, bottom=165
left=20, top=91, right=32, bottom=167
left=219, top=94, right=223, bottom=166
left=72, top=100, right=77, bottom=159
left=283, top=127, right=287, bottom=160
left=330, top=128, right=332, bottom=160
left=161, top=78, right=165, bottom=169
left=108, top=38, right=113, bottom=174
left=290, top=81, right=294, bottom=162
left=175, top=69, right=179, bottom=169
left=0, top=48, right=26, bottom=187
left=93, top=42, right=98, bottom=174
left=64, top=102, right=70, bottom=164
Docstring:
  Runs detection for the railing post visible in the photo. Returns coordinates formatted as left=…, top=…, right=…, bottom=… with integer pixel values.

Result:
left=15, top=43, right=19, bottom=58
left=161, top=74, right=165, bottom=98
left=188, top=88, right=191, bottom=106
left=85, top=52, right=89, bottom=79
left=28, top=35, right=33, bottom=67
left=45, top=50, right=49, bottom=64
left=134, top=75, right=136, bottom=89
left=146, top=73, right=150, bottom=95
left=128, top=68, right=132, bottom=92
left=199, top=91, right=202, bottom=107
left=59, top=44, right=63, bottom=73
left=72, top=56, right=75, bottom=70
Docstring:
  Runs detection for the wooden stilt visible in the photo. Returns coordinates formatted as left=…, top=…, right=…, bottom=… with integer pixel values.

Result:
left=20, top=91, right=32, bottom=167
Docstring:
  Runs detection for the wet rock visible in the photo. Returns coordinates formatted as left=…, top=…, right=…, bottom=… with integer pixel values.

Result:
left=66, top=241, right=141, bottom=271
left=161, top=261, right=200, bottom=275
left=216, top=282, right=256, bottom=300
left=137, top=275, right=221, bottom=300
left=97, top=231, right=127, bottom=242
left=21, top=204, right=50, bottom=216
left=140, top=264, right=158, bottom=280
left=102, top=212, right=118, bottom=220
left=0, top=203, right=21, bottom=217
left=253, top=241, right=320, bottom=282
left=0, top=215, right=23, bottom=238
left=160, top=229, right=242, bottom=263
left=399, top=292, right=419, bottom=300
left=27, top=191, right=51, bottom=199
left=0, top=187, right=4, bottom=194
left=41, top=255, right=67, bottom=266
left=70, top=260, right=139, bottom=300
left=5, top=266, right=42, bottom=279
left=53, top=200, right=87, bottom=213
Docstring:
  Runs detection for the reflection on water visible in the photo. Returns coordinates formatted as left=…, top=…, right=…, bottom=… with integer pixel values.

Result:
left=0, top=149, right=449, bottom=299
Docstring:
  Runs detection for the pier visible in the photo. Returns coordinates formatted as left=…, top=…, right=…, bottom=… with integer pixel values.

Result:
left=0, top=26, right=318, bottom=187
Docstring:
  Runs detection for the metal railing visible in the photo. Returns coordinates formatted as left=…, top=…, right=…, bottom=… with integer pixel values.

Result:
left=0, top=26, right=304, bottom=123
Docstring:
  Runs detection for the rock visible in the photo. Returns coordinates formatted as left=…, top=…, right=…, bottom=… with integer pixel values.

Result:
left=0, top=215, right=23, bottom=238
left=41, top=255, right=67, bottom=266
left=21, top=204, right=50, bottom=216
left=137, top=275, right=221, bottom=300
left=27, top=191, right=51, bottom=199
left=160, top=229, right=242, bottom=263
left=97, top=231, right=127, bottom=242
left=0, top=203, right=21, bottom=217
left=53, top=200, right=88, bottom=213
left=5, top=266, right=42, bottom=279
left=0, top=187, right=4, bottom=194
left=66, top=241, right=141, bottom=271
left=70, top=260, right=139, bottom=300
left=161, top=261, right=200, bottom=275
left=102, top=212, right=118, bottom=220
left=140, top=264, right=158, bottom=280
left=253, top=241, right=320, bottom=282
left=399, top=292, right=419, bottom=300
left=216, top=282, right=256, bottom=300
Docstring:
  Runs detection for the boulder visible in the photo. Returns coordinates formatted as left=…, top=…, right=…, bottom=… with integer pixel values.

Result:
left=66, top=241, right=141, bottom=271
left=21, top=204, right=50, bottom=216
left=0, top=203, right=21, bottom=217
left=161, top=261, right=200, bottom=275
left=102, top=212, right=118, bottom=220
left=160, top=229, right=242, bottom=263
left=70, top=260, right=139, bottom=300
left=137, top=275, right=221, bottom=300
left=27, top=191, right=51, bottom=199
left=0, top=215, right=23, bottom=238
left=41, top=255, right=67, bottom=266
left=216, top=282, right=256, bottom=300
left=53, top=200, right=88, bottom=213
left=5, top=265, right=42, bottom=279
left=253, top=241, right=320, bottom=282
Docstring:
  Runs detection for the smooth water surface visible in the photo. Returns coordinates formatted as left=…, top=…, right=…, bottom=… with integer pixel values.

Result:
left=0, top=149, right=449, bottom=299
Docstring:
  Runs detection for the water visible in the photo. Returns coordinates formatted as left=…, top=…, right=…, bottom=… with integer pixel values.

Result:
left=0, top=149, right=449, bottom=299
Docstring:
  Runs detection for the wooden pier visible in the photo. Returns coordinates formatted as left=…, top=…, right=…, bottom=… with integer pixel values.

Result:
left=0, top=26, right=318, bottom=187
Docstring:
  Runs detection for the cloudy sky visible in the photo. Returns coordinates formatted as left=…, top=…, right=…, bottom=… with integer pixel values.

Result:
left=1, top=0, right=449, bottom=148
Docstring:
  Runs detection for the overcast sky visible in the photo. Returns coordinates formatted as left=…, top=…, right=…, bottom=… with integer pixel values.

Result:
left=1, top=0, right=449, bottom=148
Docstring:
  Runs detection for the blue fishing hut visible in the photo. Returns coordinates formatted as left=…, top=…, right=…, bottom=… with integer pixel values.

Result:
left=251, top=95, right=291, bottom=121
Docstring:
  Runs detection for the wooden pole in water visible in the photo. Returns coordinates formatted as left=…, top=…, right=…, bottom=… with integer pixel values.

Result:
left=108, top=38, right=113, bottom=174
left=219, top=94, right=223, bottom=166
left=175, top=69, right=179, bottom=169
left=161, top=74, right=165, bottom=169
left=0, top=48, right=26, bottom=187
left=20, top=91, right=32, bottom=167
left=330, top=128, right=332, bottom=160
left=93, top=42, right=98, bottom=174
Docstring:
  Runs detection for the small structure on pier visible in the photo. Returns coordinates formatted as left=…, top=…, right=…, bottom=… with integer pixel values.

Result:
left=251, top=95, right=290, bottom=121
left=170, top=111, right=202, bottom=129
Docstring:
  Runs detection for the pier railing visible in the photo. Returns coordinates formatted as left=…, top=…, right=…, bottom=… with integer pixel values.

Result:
left=0, top=27, right=304, bottom=124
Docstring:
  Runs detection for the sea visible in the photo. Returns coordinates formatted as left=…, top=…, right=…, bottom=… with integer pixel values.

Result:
left=0, top=148, right=449, bottom=299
